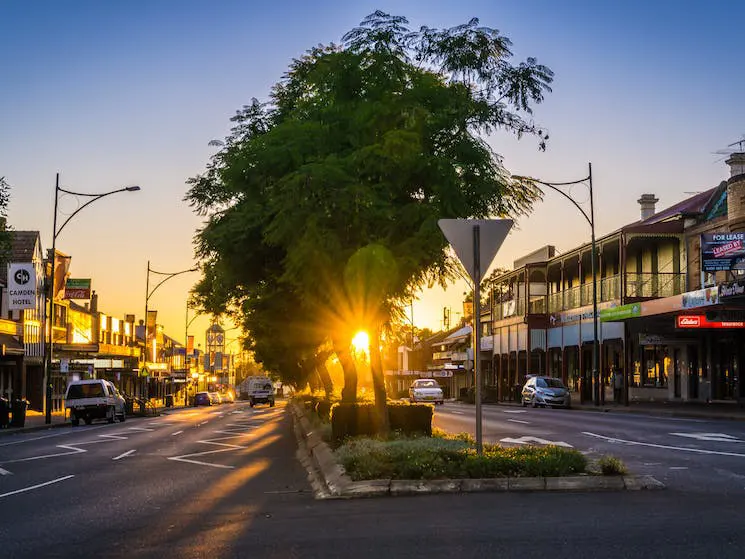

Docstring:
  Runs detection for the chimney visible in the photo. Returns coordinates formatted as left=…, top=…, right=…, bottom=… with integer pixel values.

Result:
left=726, top=152, right=745, bottom=179
left=637, top=194, right=659, bottom=220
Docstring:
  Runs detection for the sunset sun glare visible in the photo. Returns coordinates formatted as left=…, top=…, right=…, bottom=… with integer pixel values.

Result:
left=351, top=330, right=370, bottom=355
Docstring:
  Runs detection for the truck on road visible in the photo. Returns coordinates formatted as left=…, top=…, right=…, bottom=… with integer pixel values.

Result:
left=239, top=376, right=275, bottom=407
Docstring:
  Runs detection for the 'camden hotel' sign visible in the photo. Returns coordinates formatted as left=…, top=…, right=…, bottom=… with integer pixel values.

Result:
left=7, top=263, right=37, bottom=310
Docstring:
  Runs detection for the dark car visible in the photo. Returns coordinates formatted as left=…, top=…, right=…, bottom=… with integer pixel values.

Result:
left=194, top=391, right=211, bottom=406
left=521, top=376, right=571, bottom=409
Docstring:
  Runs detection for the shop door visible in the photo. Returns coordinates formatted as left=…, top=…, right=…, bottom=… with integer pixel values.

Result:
left=673, top=348, right=681, bottom=398
left=688, top=345, right=699, bottom=400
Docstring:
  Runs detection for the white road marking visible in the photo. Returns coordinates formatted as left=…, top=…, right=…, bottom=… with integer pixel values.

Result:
left=112, top=450, right=136, bottom=461
left=500, top=436, right=572, bottom=448
left=503, top=410, right=527, bottom=414
left=583, top=432, right=745, bottom=458
left=669, top=466, right=689, bottom=470
left=0, top=475, right=75, bottom=499
left=507, top=419, right=530, bottom=425
left=128, top=427, right=154, bottom=432
left=171, top=430, right=183, bottom=436
left=670, top=432, right=745, bottom=443
left=449, top=411, right=464, bottom=415
left=0, top=468, right=12, bottom=475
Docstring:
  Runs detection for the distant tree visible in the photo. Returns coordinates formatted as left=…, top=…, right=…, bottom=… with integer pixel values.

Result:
left=186, top=12, right=552, bottom=429
left=0, top=177, right=12, bottom=267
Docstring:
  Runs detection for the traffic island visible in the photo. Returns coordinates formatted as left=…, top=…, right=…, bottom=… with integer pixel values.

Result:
left=290, top=401, right=665, bottom=499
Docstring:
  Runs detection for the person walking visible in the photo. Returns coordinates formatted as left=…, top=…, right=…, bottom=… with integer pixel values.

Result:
left=613, top=367, right=623, bottom=404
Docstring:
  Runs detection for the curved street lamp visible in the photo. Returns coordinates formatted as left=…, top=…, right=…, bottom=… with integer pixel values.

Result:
left=516, top=163, right=600, bottom=406
left=45, top=173, right=141, bottom=423
left=143, top=263, right=198, bottom=401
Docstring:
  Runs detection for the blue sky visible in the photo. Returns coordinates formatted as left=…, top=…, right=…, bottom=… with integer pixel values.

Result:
left=1, top=0, right=744, bottom=339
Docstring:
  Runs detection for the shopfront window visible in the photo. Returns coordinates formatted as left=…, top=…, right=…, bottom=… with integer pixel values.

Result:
left=634, top=346, right=669, bottom=388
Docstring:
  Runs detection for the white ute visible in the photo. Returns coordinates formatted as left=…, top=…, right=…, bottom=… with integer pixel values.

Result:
left=65, top=379, right=126, bottom=426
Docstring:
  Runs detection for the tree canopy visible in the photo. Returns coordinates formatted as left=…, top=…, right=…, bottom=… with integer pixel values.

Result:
left=185, top=11, right=552, bottom=401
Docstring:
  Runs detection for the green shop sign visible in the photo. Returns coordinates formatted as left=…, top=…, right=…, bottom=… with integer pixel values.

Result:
left=599, top=303, right=641, bottom=322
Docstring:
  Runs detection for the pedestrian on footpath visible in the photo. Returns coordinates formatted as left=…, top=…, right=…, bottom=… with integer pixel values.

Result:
left=613, top=367, right=623, bottom=404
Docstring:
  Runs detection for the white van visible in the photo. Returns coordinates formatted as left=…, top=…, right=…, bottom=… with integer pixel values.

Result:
left=65, top=379, right=126, bottom=426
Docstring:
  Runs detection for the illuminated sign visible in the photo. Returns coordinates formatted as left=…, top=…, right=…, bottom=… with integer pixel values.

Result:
left=676, top=315, right=745, bottom=329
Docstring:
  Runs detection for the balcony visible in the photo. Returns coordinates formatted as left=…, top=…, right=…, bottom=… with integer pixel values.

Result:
left=625, top=272, right=685, bottom=299
left=601, top=274, right=621, bottom=302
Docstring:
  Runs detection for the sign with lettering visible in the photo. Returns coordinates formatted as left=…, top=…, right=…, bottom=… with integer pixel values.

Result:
left=701, top=233, right=745, bottom=272
left=64, top=278, right=91, bottom=300
left=677, top=315, right=745, bottom=329
left=681, top=287, right=719, bottom=309
left=7, top=263, right=37, bottom=310
left=719, top=280, right=745, bottom=300
left=600, top=303, right=641, bottom=322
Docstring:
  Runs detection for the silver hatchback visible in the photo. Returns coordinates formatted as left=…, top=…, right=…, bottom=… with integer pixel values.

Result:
left=521, top=376, right=571, bottom=409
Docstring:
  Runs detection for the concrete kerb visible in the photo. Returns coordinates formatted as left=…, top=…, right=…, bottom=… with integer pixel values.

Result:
left=290, top=401, right=665, bottom=499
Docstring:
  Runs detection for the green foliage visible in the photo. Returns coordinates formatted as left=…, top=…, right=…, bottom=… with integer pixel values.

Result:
left=596, top=455, right=628, bottom=476
left=330, top=401, right=434, bottom=442
left=185, top=11, right=552, bottom=389
left=336, top=438, right=587, bottom=481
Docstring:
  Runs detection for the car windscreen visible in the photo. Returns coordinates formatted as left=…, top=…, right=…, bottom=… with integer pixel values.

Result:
left=414, top=380, right=437, bottom=388
left=67, top=383, right=105, bottom=399
left=537, top=378, right=565, bottom=389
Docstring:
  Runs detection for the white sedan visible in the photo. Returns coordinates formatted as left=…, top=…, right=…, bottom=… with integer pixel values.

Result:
left=409, top=379, right=444, bottom=405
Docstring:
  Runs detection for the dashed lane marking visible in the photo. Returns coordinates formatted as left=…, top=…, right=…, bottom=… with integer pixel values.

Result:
left=0, top=475, right=75, bottom=499
left=583, top=432, right=745, bottom=458
left=171, top=430, right=183, bottom=436
left=507, top=419, right=530, bottom=425
left=112, top=450, right=136, bottom=461
left=0, top=468, right=12, bottom=475
left=128, top=427, right=154, bottom=432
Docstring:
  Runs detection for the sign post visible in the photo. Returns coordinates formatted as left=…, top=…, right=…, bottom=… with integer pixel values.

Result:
left=438, top=218, right=513, bottom=454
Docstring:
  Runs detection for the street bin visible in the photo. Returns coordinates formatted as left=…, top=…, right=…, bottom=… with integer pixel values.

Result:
left=0, top=397, right=9, bottom=428
left=10, top=398, right=28, bottom=427
left=165, top=394, right=174, bottom=408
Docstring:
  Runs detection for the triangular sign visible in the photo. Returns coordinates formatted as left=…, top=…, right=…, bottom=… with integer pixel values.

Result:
left=438, top=219, right=513, bottom=285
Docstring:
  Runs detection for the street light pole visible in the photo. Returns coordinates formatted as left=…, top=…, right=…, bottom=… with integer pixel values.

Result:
left=143, top=263, right=198, bottom=404
left=44, top=174, right=140, bottom=423
left=516, top=164, right=600, bottom=406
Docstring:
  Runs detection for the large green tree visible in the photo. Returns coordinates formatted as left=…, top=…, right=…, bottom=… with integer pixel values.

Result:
left=186, top=12, right=552, bottom=422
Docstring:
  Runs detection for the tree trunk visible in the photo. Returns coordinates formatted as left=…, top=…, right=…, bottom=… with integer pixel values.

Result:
left=316, top=361, right=334, bottom=399
left=369, top=322, right=389, bottom=435
left=333, top=335, right=357, bottom=403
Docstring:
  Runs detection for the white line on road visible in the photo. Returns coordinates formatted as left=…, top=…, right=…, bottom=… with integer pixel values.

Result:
left=0, top=467, right=12, bottom=475
left=112, top=450, right=136, bottom=461
left=503, top=410, right=527, bottom=414
left=0, top=475, right=75, bottom=499
left=171, top=430, right=183, bottom=436
left=669, top=466, right=689, bottom=470
left=449, top=411, right=464, bottom=415
left=128, top=427, right=154, bottom=432
left=507, top=419, right=530, bottom=425
left=583, top=432, right=745, bottom=458
left=500, top=436, right=572, bottom=448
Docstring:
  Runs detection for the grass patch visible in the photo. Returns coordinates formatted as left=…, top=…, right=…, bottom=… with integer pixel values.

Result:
left=335, top=435, right=588, bottom=481
left=596, top=455, right=628, bottom=476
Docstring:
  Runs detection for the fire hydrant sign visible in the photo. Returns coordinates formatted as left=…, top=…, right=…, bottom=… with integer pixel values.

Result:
left=8, top=263, right=37, bottom=310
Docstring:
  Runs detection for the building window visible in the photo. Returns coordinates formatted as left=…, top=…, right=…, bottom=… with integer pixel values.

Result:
left=633, top=346, right=669, bottom=388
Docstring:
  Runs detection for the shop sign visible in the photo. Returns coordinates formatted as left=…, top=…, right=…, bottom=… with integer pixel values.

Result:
left=639, top=333, right=686, bottom=345
left=719, top=280, right=745, bottom=299
left=599, top=303, right=641, bottom=322
left=7, top=263, right=37, bottom=310
left=701, top=233, right=745, bottom=272
left=681, top=287, right=719, bottom=309
left=676, top=315, right=745, bottom=329
left=64, top=278, right=91, bottom=300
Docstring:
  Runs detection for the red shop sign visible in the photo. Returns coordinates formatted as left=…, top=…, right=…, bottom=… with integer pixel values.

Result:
left=677, top=315, right=745, bottom=329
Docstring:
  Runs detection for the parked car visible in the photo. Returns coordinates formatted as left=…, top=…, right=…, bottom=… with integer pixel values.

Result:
left=521, top=376, right=571, bottom=409
left=409, top=379, right=444, bottom=405
left=209, top=392, right=222, bottom=405
left=194, top=391, right=211, bottom=406
left=65, top=379, right=126, bottom=425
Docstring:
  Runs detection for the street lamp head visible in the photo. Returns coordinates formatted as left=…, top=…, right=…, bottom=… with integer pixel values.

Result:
left=126, top=186, right=141, bottom=192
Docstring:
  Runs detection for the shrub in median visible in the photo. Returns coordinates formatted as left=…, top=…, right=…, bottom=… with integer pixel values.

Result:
left=335, top=436, right=588, bottom=481
left=331, top=402, right=434, bottom=443
left=597, top=455, right=627, bottom=476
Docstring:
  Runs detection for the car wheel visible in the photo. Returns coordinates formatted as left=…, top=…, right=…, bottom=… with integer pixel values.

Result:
left=71, top=415, right=79, bottom=427
left=107, top=406, right=115, bottom=424
left=531, top=398, right=538, bottom=408
left=84, top=417, right=93, bottom=425
left=120, top=412, right=126, bottom=422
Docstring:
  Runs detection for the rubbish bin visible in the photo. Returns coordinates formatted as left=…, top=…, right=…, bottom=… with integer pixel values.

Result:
left=10, top=398, right=28, bottom=428
left=0, top=397, right=9, bottom=428
left=165, top=394, right=174, bottom=408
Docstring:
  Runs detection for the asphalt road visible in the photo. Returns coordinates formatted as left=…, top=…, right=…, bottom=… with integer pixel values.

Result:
left=2, top=400, right=744, bottom=558
left=434, top=402, right=745, bottom=495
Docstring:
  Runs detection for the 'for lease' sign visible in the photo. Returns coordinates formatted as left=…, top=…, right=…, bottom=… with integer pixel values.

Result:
left=8, top=263, right=37, bottom=310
